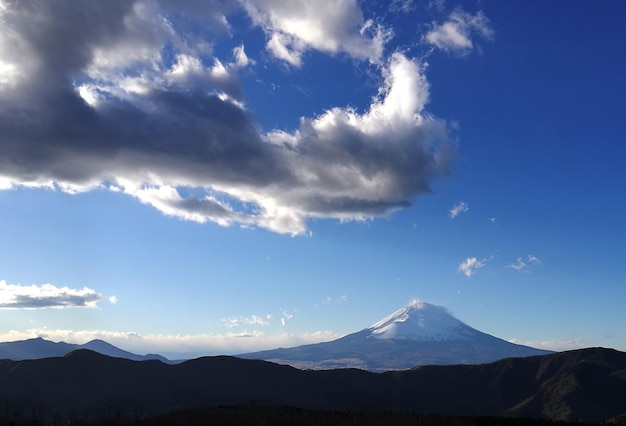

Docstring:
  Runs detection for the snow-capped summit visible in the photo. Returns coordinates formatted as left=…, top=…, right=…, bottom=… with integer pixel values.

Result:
left=240, top=300, right=552, bottom=371
left=367, top=300, right=474, bottom=341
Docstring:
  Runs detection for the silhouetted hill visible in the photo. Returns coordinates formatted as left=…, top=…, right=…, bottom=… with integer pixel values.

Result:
left=0, top=348, right=625, bottom=423
left=239, top=302, right=551, bottom=370
left=0, top=337, right=171, bottom=362
left=133, top=406, right=601, bottom=426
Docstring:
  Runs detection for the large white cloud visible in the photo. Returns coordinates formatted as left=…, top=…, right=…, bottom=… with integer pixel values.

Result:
left=0, top=0, right=454, bottom=235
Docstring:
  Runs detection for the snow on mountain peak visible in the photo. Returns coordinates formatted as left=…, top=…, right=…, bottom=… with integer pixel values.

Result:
left=366, top=300, right=476, bottom=341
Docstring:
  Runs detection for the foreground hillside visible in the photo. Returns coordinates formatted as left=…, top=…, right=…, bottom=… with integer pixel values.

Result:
left=1, top=405, right=610, bottom=426
left=1, top=347, right=625, bottom=423
left=129, top=406, right=608, bottom=426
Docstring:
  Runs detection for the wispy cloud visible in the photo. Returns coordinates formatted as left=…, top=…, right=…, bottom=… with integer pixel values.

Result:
left=222, top=315, right=271, bottom=328
left=242, top=0, right=390, bottom=66
left=425, top=8, right=494, bottom=55
left=449, top=201, right=469, bottom=219
left=458, top=257, right=488, bottom=278
left=0, top=280, right=101, bottom=309
left=509, top=255, right=542, bottom=272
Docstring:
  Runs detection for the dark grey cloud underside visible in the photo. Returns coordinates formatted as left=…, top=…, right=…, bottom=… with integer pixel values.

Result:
left=0, top=0, right=455, bottom=231
left=1, top=293, right=101, bottom=309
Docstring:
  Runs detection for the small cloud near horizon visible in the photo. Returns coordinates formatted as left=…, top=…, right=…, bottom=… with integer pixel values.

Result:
left=280, top=311, right=295, bottom=326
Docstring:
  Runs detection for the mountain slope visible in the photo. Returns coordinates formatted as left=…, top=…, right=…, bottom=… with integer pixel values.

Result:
left=0, top=347, right=624, bottom=422
left=240, top=301, right=551, bottom=371
left=0, top=337, right=170, bottom=362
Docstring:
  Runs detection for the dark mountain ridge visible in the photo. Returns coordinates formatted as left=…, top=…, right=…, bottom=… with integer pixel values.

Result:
left=1, top=347, right=625, bottom=423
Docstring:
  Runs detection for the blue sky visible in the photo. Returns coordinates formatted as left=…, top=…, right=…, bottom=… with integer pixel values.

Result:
left=1, top=0, right=625, bottom=358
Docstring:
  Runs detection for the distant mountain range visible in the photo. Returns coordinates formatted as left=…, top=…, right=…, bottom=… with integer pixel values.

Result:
left=1, top=302, right=551, bottom=371
left=0, top=337, right=171, bottom=363
left=1, top=347, right=625, bottom=423
left=239, top=301, right=552, bottom=371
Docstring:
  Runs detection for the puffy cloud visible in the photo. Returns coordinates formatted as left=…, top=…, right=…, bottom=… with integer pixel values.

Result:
left=0, top=280, right=101, bottom=309
left=425, top=9, right=493, bottom=55
left=458, top=257, right=487, bottom=278
left=449, top=201, right=469, bottom=218
left=241, top=0, right=389, bottom=66
left=0, top=328, right=342, bottom=357
left=0, top=1, right=454, bottom=236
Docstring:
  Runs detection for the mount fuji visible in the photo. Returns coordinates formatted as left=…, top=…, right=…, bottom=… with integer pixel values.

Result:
left=240, top=301, right=552, bottom=371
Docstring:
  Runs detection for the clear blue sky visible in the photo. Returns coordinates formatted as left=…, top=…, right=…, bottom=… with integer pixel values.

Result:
left=1, top=0, right=624, bottom=358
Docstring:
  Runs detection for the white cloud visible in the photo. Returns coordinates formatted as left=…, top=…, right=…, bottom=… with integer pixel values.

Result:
left=488, top=217, right=497, bottom=223
left=510, top=257, right=527, bottom=272
left=425, top=9, right=493, bottom=55
left=0, top=280, right=101, bottom=309
left=449, top=201, right=469, bottom=218
left=0, top=328, right=342, bottom=357
left=222, top=315, right=271, bottom=328
left=280, top=310, right=294, bottom=326
left=0, top=2, right=454, bottom=236
left=241, top=0, right=390, bottom=66
left=509, top=255, right=542, bottom=272
left=108, top=296, right=118, bottom=304
left=508, top=337, right=586, bottom=352
left=458, top=257, right=487, bottom=278
left=231, top=43, right=253, bottom=68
